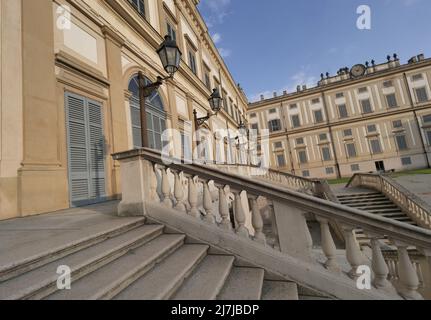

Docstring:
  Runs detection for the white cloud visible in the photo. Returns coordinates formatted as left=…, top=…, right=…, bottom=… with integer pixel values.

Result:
left=212, top=33, right=222, bottom=44
left=250, top=67, right=318, bottom=102
left=218, top=48, right=231, bottom=58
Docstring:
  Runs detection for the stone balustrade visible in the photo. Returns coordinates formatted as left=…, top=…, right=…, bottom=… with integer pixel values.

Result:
left=113, top=148, right=431, bottom=300
left=348, top=173, right=431, bottom=229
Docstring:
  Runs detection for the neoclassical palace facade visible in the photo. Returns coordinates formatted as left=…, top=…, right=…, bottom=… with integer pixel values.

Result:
left=0, top=0, right=248, bottom=220
left=249, top=56, right=431, bottom=179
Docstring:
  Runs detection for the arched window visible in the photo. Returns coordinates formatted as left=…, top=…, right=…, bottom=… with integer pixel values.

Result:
left=128, top=74, right=166, bottom=150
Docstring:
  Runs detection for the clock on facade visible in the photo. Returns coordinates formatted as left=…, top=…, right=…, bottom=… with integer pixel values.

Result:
left=350, top=64, right=367, bottom=78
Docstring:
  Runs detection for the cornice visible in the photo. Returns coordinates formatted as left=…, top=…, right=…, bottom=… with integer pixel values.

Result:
left=249, top=59, right=431, bottom=110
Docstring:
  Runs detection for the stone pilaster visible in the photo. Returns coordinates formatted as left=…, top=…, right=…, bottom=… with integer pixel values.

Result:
left=18, top=0, right=68, bottom=216
left=103, top=26, right=128, bottom=197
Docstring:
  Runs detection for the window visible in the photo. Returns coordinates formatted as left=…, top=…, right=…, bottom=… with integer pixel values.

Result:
left=321, top=147, right=332, bottom=161
left=412, top=74, right=424, bottom=81
left=395, top=135, right=408, bottom=151
left=203, top=65, right=211, bottom=90
left=360, top=99, right=373, bottom=114
left=337, top=104, right=348, bottom=118
left=383, top=80, right=393, bottom=88
left=415, top=87, right=429, bottom=103
left=386, top=93, right=398, bottom=108
left=326, top=167, right=335, bottom=175
left=296, top=137, right=304, bottom=145
left=346, top=143, right=357, bottom=158
left=311, top=98, right=320, bottom=104
left=269, top=108, right=277, bottom=114
left=298, top=150, right=308, bottom=164
left=302, top=170, right=310, bottom=177
left=129, top=0, right=146, bottom=17
left=370, top=139, right=382, bottom=154
left=427, top=130, right=431, bottom=146
left=401, top=157, right=412, bottom=166
left=276, top=154, right=286, bottom=167
left=250, top=113, right=257, bottom=118
left=128, top=74, right=166, bottom=150
left=358, top=87, right=368, bottom=93
left=291, top=115, right=301, bottom=128
left=423, top=114, right=431, bottom=123
left=274, top=142, right=283, bottom=149
left=268, top=119, right=282, bottom=132
left=343, top=129, right=353, bottom=137
left=336, top=92, right=344, bottom=99
left=351, top=164, right=360, bottom=172
left=289, top=104, right=298, bottom=110
left=367, top=124, right=377, bottom=133
left=181, top=132, right=192, bottom=161
left=166, top=22, right=177, bottom=41
left=393, top=120, right=403, bottom=129
left=188, top=49, right=197, bottom=75
left=251, top=123, right=259, bottom=133
left=319, top=133, right=328, bottom=141
left=222, top=90, right=228, bottom=111
left=314, top=110, right=324, bottom=123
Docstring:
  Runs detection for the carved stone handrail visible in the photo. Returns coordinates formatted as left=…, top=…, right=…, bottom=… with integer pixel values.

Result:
left=347, top=173, right=431, bottom=229
left=113, top=148, right=431, bottom=300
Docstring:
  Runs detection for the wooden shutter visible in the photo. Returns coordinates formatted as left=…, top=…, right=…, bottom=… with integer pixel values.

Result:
left=65, top=93, right=106, bottom=206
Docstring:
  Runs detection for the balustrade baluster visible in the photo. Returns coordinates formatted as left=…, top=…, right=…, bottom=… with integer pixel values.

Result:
left=317, top=217, right=341, bottom=272
left=370, top=237, right=391, bottom=289
left=394, top=242, right=423, bottom=300
left=234, top=190, right=249, bottom=238
left=203, top=180, right=216, bottom=224
left=150, top=164, right=160, bottom=202
left=187, top=175, right=200, bottom=218
left=343, top=226, right=366, bottom=279
left=250, top=196, right=266, bottom=244
left=173, top=171, right=186, bottom=212
left=217, top=184, right=231, bottom=230
left=161, top=166, right=172, bottom=208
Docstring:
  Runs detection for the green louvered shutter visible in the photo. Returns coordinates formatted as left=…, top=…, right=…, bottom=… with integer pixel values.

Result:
left=65, top=93, right=106, bottom=206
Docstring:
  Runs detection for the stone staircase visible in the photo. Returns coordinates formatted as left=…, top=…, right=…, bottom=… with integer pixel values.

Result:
left=336, top=190, right=417, bottom=246
left=0, top=218, right=303, bottom=300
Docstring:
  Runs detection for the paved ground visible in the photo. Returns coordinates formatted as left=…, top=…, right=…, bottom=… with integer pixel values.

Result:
left=393, top=174, right=431, bottom=206
left=0, top=201, right=145, bottom=268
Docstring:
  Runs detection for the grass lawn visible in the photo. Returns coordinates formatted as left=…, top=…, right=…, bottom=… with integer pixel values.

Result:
left=326, top=168, right=431, bottom=185
left=327, top=177, right=351, bottom=185
left=389, top=168, right=431, bottom=178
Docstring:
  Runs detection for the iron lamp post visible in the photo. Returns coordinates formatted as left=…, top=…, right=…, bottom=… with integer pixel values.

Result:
left=139, top=35, right=182, bottom=148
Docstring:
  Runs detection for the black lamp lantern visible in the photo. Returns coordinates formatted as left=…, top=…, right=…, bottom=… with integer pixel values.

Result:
left=208, top=88, right=223, bottom=113
left=238, top=121, right=246, bottom=131
left=157, top=35, right=182, bottom=77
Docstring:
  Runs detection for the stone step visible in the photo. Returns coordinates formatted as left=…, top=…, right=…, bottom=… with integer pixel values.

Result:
left=341, top=198, right=393, bottom=204
left=114, top=244, right=209, bottom=300
left=340, top=202, right=393, bottom=208
left=0, top=217, right=146, bottom=282
left=45, top=234, right=185, bottom=300
left=217, top=267, right=265, bottom=300
left=338, top=196, right=388, bottom=203
left=172, top=255, right=235, bottom=300
left=261, top=280, right=299, bottom=300
left=0, top=224, right=163, bottom=300
left=337, top=193, right=384, bottom=199
left=337, top=192, right=382, bottom=197
left=337, top=194, right=387, bottom=201
left=368, top=208, right=406, bottom=214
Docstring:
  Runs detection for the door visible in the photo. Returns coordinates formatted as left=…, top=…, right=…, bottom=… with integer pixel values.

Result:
left=65, top=93, right=106, bottom=207
left=375, top=161, right=385, bottom=172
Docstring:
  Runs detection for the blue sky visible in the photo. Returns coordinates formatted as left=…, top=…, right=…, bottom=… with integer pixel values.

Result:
left=197, top=0, right=431, bottom=102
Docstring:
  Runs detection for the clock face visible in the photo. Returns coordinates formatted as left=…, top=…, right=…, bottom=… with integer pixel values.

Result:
left=350, top=64, right=366, bottom=78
